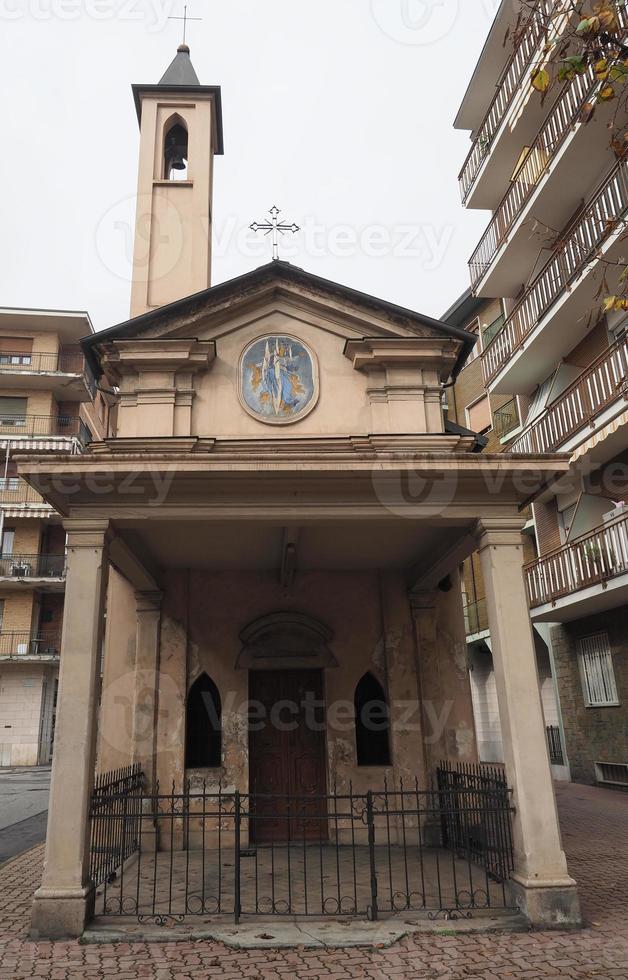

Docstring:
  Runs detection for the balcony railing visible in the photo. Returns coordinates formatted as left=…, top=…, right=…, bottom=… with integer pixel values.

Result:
left=525, top=513, right=628, bottom=608
left=0, top=479, right=47, bottom=506
left=0, top=414, right=90, bottom=442
left=0, top=351, right=96, bottom=394
left=0, top=554, right=66, bottom=578
left=512, top=335, right=628, bottom=454
left=493, top=398, right=521, bottom=440
left=464, top=597, right=489, bottom=636
left=482, top=161, right=628, bottom=385
left=0, top=631, right=62, bottom=658
left=459, top=0, right=563, bottom=203
left=469, top=5, right=628, bottom=290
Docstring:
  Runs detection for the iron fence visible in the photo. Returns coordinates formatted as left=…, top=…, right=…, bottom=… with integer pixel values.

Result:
left=89, top=765, right=516, bottom=925
left=90, top=765, right=143, bottom=888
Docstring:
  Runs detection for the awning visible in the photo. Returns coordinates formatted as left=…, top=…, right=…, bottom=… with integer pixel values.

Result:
left=1, top=505, right=54, bottom=518
left=0, top=438, right=76, bottom=452
left=571, top=409, right=628, bottom=463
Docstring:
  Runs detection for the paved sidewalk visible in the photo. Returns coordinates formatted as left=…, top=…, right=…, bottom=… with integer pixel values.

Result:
left=0, top=782, right=627, bottom=978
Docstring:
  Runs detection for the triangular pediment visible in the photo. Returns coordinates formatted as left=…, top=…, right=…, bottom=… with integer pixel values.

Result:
left=84, top=261, right=473, bottom=365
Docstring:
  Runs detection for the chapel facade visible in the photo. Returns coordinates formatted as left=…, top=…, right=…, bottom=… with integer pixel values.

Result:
left=24, top=44, right=581, bottom=938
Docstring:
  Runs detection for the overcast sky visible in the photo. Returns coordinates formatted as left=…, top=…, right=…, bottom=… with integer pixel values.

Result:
left=0, top=1, right=497, bottom=331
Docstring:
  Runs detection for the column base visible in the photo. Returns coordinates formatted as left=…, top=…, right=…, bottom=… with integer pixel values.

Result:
left=509, top=874, right=582, bottom=930
left=30, top=884, right=94, bottom=939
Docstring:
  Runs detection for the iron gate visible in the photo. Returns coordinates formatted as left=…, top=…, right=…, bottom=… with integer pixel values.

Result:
left=89, top=766, right=516, bottom=925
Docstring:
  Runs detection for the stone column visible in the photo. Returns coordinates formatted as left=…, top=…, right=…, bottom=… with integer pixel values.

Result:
left=477, top=520, right=581, bottom=928
left=132, top=590, right=163, bottom=792
left=31, top=520, right=111, bottom=939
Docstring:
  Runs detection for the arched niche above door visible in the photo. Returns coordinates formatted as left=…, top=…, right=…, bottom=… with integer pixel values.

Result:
left=237, top=612, right=337, bottom=671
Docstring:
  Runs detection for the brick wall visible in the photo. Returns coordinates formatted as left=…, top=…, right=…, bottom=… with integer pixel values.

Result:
left=551, top=606, right=628, bottom=784
left=564, top=319, right=609, bottom=369
left=1, top=593, right=35, bottom=634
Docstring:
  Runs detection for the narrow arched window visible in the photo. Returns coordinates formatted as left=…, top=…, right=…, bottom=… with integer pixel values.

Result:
left=163, top=120, right=189, bottom=180
left=185, top=673, right=222, bottom=768
left=354, top=673, right=391, bottom=767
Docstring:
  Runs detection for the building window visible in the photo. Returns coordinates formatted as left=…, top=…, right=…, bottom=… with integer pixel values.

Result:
left=466, top=395, right=492, bottom=435
left=185, top=673, right=222, bottom=768
left=579, top=633, right=619, bottom=707
left=0, top=396, right=27, bottom=427
left=163, top=118, right=189, bottom=181
left=354, top=673, right=391, bottom=767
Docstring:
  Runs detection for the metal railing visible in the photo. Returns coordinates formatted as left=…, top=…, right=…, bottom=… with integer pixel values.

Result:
left=0, top=350, right=87, bottom=375
left=89, top=767, right=516, bottom=924
left=482, top=161, right=628, bottom=385
left=0, top=631, right=62, bottom=658
left=469, top=4, right=628, bottom=290
left=546, top=726, right=565, bottom=766
left=511, top=334, right=628, bottom=453
left=458, top=0, right=564, bottom=203
left=0, top=414, right=88, bottom=439
left=0, top=480, right=47, bottom=506
left=0, top=553, right=66, bottom=578
left=493, top=398, right=521, bottom=440
left=464, top=597, right=489, bottom=637
left=525, top=513, right=628, bottom=607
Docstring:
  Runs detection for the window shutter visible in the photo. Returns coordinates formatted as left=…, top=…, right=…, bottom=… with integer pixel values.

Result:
left=467, top=396, right=492, bottom=433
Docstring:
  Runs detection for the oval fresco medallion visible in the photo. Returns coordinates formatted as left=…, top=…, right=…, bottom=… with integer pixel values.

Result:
left=239, top=335, right=318, bottom=424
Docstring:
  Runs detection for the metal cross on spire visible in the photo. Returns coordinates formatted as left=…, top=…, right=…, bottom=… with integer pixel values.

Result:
left=250, top=206, right=301, bottom=262
left=168, top=4, right=202, bottom=45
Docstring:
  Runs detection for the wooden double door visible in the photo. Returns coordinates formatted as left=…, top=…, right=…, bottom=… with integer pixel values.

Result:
left=249, top=670, right=327, bottom=843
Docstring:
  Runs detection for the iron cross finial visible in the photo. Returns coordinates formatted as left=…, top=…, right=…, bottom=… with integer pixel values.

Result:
left=168, top=4, right=202, bottom=45
left=250, top=206, right=301, bottom=262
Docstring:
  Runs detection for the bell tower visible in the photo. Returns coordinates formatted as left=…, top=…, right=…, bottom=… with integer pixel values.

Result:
left=129, top=45, right=224, bottom=318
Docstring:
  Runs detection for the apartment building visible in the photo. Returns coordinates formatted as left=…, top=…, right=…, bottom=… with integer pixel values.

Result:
left=444, top=290, right=566, bottom=775
left=0, top=308, right=108, bottom=766
left=451, top=0, right=628, bottom=787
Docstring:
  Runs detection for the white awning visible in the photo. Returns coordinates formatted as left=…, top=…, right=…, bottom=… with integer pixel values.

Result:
left=571, top=409, right=628, bottom=463
left=0, top=438, right=75, bottom=452
left=1, top=505, right=54, bottom=518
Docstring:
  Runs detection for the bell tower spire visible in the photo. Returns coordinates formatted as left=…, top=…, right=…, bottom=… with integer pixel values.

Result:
left=129, top=47, right=224, bottom=318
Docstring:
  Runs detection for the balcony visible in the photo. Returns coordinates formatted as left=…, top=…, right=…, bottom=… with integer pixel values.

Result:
left=0, top=631, right=62, bottom=660
left=0, top=478, right=50, bottom=512
left=481, top=161, right=628, bottom=392
left=0, top=414, right=92, bottom=451
left=464, top=597, right=489, bottom=638
left=525, top=513, right=628, bottom=621
left=493, top=398, right=521, bottom=441
left=469, top=9, right=628, bottom=297
left=459, top=0, right=565, bottom=208
left=511, top=336, right=628, bottom=455
left=0, top=350, right=96, bottom=400
left=0, top=553, right=66, bottom=589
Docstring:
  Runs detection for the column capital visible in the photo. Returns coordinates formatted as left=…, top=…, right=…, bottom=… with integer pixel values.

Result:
left=63, top=519, right=112, bottom=550
left=408, top=590, right=439, bottom=617
left=135, top=590, right=164, bottom=613
left=475, top=517, right=527, bottom=551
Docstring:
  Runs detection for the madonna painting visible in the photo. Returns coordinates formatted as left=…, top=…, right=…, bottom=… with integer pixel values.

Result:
left=240, top=335, right=318, bottom=423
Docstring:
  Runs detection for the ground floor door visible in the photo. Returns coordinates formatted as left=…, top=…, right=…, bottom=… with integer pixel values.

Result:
left=249, top=669, right=327, bottom=842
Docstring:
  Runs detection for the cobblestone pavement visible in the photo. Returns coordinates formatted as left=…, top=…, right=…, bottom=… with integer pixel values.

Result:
left=1, top=782, right=627, bottom=979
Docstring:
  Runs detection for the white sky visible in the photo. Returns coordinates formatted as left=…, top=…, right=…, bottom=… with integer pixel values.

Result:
left=0, top=1, right=496, bottom=331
